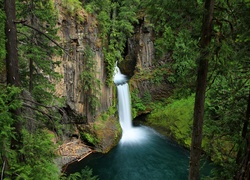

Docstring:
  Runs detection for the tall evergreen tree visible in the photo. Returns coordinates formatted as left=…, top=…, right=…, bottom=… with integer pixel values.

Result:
left=5, top=0, right=20, bottom=86
left=1, top=0, right=62, bottom=178
left=189, top=0, right=215, bottom=179
left=2, top=0, right=24, bottom=179
left=17, top=0, right=61, bottom=104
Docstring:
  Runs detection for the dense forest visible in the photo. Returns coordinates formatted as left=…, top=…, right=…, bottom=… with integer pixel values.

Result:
left=0, top=0, right=250, bottom=179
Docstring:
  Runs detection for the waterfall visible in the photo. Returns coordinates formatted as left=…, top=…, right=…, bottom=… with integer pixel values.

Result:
left=114, top=64, right=148, bottom=144
left=113, top=65, right=132, bottom=131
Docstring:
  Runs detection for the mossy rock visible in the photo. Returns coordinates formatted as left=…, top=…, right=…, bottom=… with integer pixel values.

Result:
left=78, top=116, right=122, bottom=153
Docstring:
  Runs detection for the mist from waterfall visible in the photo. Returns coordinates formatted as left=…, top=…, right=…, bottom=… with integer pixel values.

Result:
left=114, top=64, right=149, bottom=144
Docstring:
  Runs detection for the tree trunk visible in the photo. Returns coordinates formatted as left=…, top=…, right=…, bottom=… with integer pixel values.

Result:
left=29, top=0, right=34, bottom=93
left=236, top=89, right=250, bottom=165
left=188, top=0, right=215, bottom=179
left=235, top=90, right=250, bottom=179
left=5, top=0, right=20, bottom=86
left=4, top=0, right=23, bottom=173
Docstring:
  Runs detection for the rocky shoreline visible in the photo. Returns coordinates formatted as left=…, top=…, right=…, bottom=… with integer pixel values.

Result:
left=54, top=138, right=94, bottom=172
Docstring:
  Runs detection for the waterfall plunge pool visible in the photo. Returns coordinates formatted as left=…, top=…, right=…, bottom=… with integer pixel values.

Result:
left=65, top=125, right=212, bottom=180
left=65, top=65, right=213, bottom=179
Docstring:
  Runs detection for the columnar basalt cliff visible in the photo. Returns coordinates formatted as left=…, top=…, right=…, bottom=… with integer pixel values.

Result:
left=52, top=2, right=120, bottom=166
left=54, top=4, right=113, bottom=120
left=122, top=18, right=173, bottom=101
left=52, top=1, right=173, bottom=164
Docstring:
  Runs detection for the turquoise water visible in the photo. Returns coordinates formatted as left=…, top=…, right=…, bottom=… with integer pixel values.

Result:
left=66, top=125, right=212, bottom=180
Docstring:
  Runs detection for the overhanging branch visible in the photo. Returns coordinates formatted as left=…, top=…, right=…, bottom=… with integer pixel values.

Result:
left=14, top=20, right=71, bottom=58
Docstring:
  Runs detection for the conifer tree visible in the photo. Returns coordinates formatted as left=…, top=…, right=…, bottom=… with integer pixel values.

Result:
left=17, top=0, right=61, bottom=104
left=2, top=0, right=24, bottom=179
left=5, top=0, right=20, bottom=86
left=188, top=0, right=215, bottom=179
left=1, top=0, right=62, bottom=178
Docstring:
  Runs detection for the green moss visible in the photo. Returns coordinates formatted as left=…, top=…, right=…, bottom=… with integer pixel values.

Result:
left=96, top=106, right=117, bottom=122
left=146, top=95, right=194, bottom=147
left=146, top=95, right=237, bottom=169
left=81, top=132, right=99, bottom=146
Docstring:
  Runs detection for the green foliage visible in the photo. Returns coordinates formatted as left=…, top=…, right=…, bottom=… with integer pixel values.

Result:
left=61, top=166, right=99, bottom=180
left=80, top=166, right=99, bottom=180
left=130, top=88, right=152, bottom=118
left=0, top=85, right=60, bottom=179
left=142, top=90, right=152, bottom=105
left=1, top=1, right=68, bottom=178
left=131, top=89, right=146, bottom=118
left=154, top=26, right=175, bottom=57
left=84, top=0, right=139, bottom=85
left=80, top=45, right=101, bottom=114
left=150, top=66, right=169, bottom=85
left=17, top=0, right=62, bottom=105
left=142, top=1, right=202, bottom=97
left=81, top=132, right=99, bottom=146
left=147, top=95, right=194, bottom=147
left=98, top=106, right=116, bottom=121
left=202, top=75, right=248, bottom=177
left=0, top=85, right=22, bottom=156
left=1, top=0, right=249, bottom=179
left=171, top=29, right=198, bottom=82
left=62, top=0, right=83, bottom=16
left=10, top=129, right=60, bottom=180
left=133, top=65, right=170, bottom=86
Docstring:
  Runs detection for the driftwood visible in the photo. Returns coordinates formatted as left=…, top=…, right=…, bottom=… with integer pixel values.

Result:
left=77, top=151, right=93, bottom=162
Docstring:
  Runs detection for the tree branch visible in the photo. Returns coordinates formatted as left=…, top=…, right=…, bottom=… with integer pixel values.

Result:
left=1, top=160, right=5, bottom=180
left=14, top=20, right=72, bottom=58
left=22, top=102, right=58, bottom=120
left=20, top=97, right=56, bottom=109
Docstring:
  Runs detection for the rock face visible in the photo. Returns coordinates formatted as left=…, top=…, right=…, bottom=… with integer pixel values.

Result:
left=54, top=4, right=113, bottom=122
left=52, top=2, right=118, bottom=160
left=52, top=2, right=172, bottom=159
left=123, top=18, right=173, bottom=100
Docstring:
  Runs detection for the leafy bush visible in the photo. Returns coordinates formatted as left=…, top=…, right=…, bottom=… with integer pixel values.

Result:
left=131, top=89, right=146, bottom=118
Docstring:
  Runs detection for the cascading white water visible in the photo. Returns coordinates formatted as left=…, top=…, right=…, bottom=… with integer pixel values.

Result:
left=114, top=64, right=148, bottom=144
left=116, top=84, right=133, bottom=131
left=113, top=65, right=132, bottom=131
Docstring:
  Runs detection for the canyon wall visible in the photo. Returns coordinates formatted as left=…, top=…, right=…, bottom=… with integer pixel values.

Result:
left=54, top=1, right=172, bottom=120
left=52, top=1, right=172, bottom=157
left=54, top=4, right=113, bottom=121
left=122, top=18, right=173, bottom=101
left=53, top=2, right=120, bottom=162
